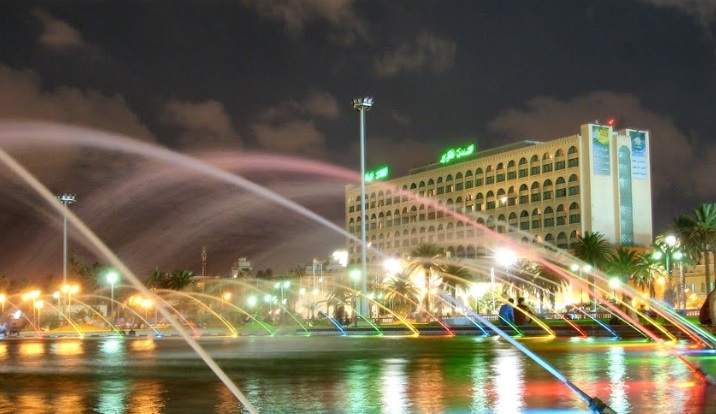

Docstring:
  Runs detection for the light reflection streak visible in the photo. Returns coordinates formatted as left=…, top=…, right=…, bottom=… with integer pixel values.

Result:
left=97, top=378, right=130, bottom=414
left=127, top=379, right=166, bottom=414
left=346, top=360, right=371, bottom=413
left=130, top=339, right=157, bottom=352
left=410, top=358, right=446, bottom=413
left=493, top=348, right=524, bottom=413
left=606, top=346, right=629, bottom=413
left=470, top=353, right=491, bottom=413
left=19, top=342, right=44, bottom=356
left=51, top=341, right=83, bottom=356
left=380, top=358, right=408, bottom=414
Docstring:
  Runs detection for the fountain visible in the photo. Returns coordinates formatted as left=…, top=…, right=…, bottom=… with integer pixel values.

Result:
left=1, top=122, right=716, bottom=412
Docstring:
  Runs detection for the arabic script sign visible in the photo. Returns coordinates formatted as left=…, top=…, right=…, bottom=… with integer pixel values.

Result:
left=439, top=144, right=475, bottom=165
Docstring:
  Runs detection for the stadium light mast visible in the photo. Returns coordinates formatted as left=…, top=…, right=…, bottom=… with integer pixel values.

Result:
left=352, top=96, right=373, bottom=318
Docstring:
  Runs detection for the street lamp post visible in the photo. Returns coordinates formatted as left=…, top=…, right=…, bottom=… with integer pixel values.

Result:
left=106, top=270, right=119, bottom=320
left=35, top=300, right=44, bottom=329
left=652, top=235, right=682, bottom=307
left=493, top=248, right=517, bottom=312
left=57, top=194, right=76, bottom=286
left=350, top=269, right=361, bottom=326
left=353, top=96, right=373, bottom=319
left=569, top=263, right=592, bottom=309
left=222, top=292, right=232, bottom=312
left=609, top=278, right=621, bottom=301
left=62, top=284, right=79, bottom=321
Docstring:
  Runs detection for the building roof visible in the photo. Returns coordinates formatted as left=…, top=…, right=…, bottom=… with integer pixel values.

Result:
left=408, top=140, right=543, bottom=175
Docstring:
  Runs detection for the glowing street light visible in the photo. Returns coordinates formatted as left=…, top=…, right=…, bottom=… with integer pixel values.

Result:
left=61, top=284, right=80, bottom=320
left=569, top=263, right=592, bottom=308
left=652, top=235, right=683, bottom=306
left=57, top=193, right=76, bottom=285
left=609, top=278, right=621, bottom=300
left=0, top=293, right=5, bottom=313
left=23, top=290, right=41, bottom=324
left=106, top=270, right=119, bottom=319
left=35, top=300, right=44, bottom=329
left=353, top=96, right=373, bottom=319
left=141, top=298, right=153, bottom=321
left=221, top=292, right=232, bottom=311
left=492, top=248, right=517, bottom=312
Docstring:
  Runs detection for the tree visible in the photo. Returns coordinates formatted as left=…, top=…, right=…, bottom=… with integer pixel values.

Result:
left=672, top=203, right=716, bottom=295
left=166, top=269, right=194, bottom=291
left=146, top=267, right=167, bottom=289
left=382, top=271, right=420, bottom=316
left=633, top=252, right=660, bottom=298
left=529, top=261, right=570, bottom=312
left=436, top=262, right=473, bottom=297
left=255, top=269, right=274, bottom=280
left=405, top=243, right=445, bottom=314
left=606, top=246, right=641, bottom=302
left=570, top=231, right=612, bottom=310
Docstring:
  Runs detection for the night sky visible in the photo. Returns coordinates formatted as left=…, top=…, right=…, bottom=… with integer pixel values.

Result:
left=1, top=0, right=715, bottom=281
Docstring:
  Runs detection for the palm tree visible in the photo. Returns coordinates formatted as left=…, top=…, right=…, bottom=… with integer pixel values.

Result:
left=437, top=262, right=473, bottom=297
left=146, top=267, right=167, bottom=289
left=405, top=243, right=445, bottom=315
left=672, top=203, right=716, bottom=295
left=633, top=252, right=660, bottom=298
left=606, top=246, right=641, bottom=302
left=570, top=231, right=612, bottom=310
left=529, top=261, right=570, bottom=312
left=166, top=269, right=194, bottom=291
left=327, top=284, right=354, bottom=322
left=383, top=271, right=420, bottom=316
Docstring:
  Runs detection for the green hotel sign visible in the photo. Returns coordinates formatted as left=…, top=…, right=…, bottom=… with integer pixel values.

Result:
left=439, top=144, right=475, bottom=164
left=365, top=165, right=389, bottom=183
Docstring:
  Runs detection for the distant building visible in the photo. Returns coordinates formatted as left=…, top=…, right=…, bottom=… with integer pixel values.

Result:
left=231, top=257, right=253, bottom=278
left=344, top=123, right=653, bottom=265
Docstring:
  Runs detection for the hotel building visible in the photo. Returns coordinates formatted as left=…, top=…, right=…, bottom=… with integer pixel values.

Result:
left=345, top=123, right=653, bottom=265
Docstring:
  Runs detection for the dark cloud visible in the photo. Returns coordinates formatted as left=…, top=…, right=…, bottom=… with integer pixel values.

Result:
left=160, top=99, right=242, bottom=149
left=31, top=8, right=86, bottom=51
left=374, top=32, right=457, bottom=77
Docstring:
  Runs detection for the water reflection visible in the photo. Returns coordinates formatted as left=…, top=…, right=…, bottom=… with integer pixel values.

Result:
left=50, top=340, right=83, bottom=356
left=380, top=358, right=408, bottom=414
left=0, top=337, right=713, bottom=413
left=97, top=378, right=130, bottom=414
left=470, top=352, right=491, bottom=413
left=409, top=357, right=445, bottom=413
left=493, top=348, right=525, bottom=413
left=127, top=379, right=166, bottom=414
left=606, top=346, right=630, bottom=413
left=19, top=342, right=44, bottom=357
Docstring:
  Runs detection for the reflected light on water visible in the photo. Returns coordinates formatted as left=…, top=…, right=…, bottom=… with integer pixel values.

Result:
left=346, top=360, right=371, bottom=413
left=51, top=341, right=83, bottom=356
left=380, top=358, right=408, bottom=414
left=54, top=394, right=84, bottom=414
left=470, top=353, right=491, bottom=413
left=127, top=379, right=166, bottom=414
left=410, top=358, right=445, bottom=413
left=97, top=379, right=129, bottom=414
left=494, top=348, right=525, bottom=413
left=101, top=339, right=124, bottom=355
left=19, top=342, right=44, bottom=356
left=130, top=339, right=157, bottom=352
left=606, top=346, right=630, bottom=413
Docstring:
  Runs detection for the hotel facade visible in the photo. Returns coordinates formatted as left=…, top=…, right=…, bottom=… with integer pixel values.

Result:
left=345, top=123, right=653, bottom=265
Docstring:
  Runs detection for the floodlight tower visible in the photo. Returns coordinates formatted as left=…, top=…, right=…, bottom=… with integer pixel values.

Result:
left=57, top=193, right=76, bottom=285
left=352, top=96, right=373, bottom=318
